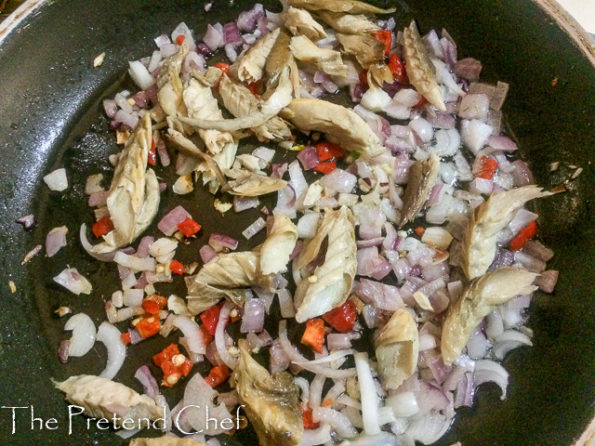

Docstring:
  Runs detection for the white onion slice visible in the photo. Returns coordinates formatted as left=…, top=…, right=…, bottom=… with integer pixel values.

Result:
left=215, top=302, right=237, bottom=369
left=354, top=352, right=381, bottom=435
left=114, top=251, right=156, bottom=272
left=53, top=267, right=92, bottom=295
left=301, top=423, right=331, bottom=445
left=128, top=61, right=155, bottom=90
left=173, top=315, right=207, bottom=355
left=313, top=406, right=357, bottom=438
left=96, top=321, right=126, bottom=379
left=79, top=224, right=115, bottom=262
left=473, top=359, right=509, bottom=400
left=45, top=225, right=68, bottom=257
left=64, top=313, right=96, bottom=357
left=183, top=372, right=233, bottom=435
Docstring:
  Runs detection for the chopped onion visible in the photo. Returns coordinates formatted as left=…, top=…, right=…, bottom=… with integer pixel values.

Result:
left=215, top=302, right=236, bottom=369
left=43, top=168, right=68, bottom=191
left=535, top=269, right=559, bottom=293
left=199, top=245, right=218, bottom=264
left=128, top=61, right=155, bottom=90
left=134, top=365, right=160, bottom=398
left=240, top=299, right=265, bottom=333
left=183, top=373, right=233, bottom=435
left=354, top=352, right=381, bottom=435
left=233, top=196, right=260, bottom=212
left=114, top=251, right=156, bottom=272
left=172, top=21, right=196, bottom=50
left=297, top=146, right=320, bottom=170
left=313, top=407, right=357, bottom=438
left=277, top=288, right=296, bottom=318
left=242, top=217, right=266, bottom=239
left=16, top=213, right=36, bottom=230
left=158, top=205, right=192, bottom=236
left=64, top=313, right=96, bottom=357
left=209, top=233, right=239, bottom=251
left=174, top=315, right=207, bottom=355
left=237, top=3, right=265, bottom=32
left=53, top=267, right=92, bottom=295
left=320, top=168, right=357, bottom=193
left=45, top=225, right=68, bottom=257
left=96, top=321, right=126, bottom=379
left=473, top=359, right=509, bottom=400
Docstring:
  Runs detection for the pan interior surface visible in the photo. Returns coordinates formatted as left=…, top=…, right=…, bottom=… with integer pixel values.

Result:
left=0, top=1, right=592, bottom=445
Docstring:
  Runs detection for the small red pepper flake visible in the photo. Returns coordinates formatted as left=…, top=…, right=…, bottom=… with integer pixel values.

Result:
left=214, top=62, right=230, bottom=75
left=92, top=216, right=114, bottom=237
left=315, top=142, right=345, bottom=162
left=301, top=318, right=325, bottom=354
left=153, top=344, right=193, bottom=387
left=313, top=160, right=337, bottom=175
left=509, top=220, right=538, bottom=251
left=169, top=259, right=184, bottom=275
left=148, top=139, right=157, bottom=166
left=302, top=406, right=319, bottom=429
left=414, top=226, right=425, bottom=236
left=200, top=302, right=224, bottom=336
left=476, top=156, right=499, bottom=180
left=142, top=299, right=160, bottom=316
left=120, top=332, right=131, bottom=345
left=175, top=35, right=186, bottom=46
left=136, top=316, right=160, bottom=338
left=322, top=300, right=357, bottom=333
left=247, top=81, right=262, bottom=96
left=146, top=294, right=168, bottom=309
left=372, top=29, right=392, bottom=56
left=177, top=217, right=202, bottom=237
left=205, top=364, right=230, bottom=388
left=200, top=323, right=214, bottom=345
left=388, top=54, right=408, bottom=84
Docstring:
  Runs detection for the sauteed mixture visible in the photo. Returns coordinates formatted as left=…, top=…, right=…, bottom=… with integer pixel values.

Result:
left=32, top=1, right=561, bottom=444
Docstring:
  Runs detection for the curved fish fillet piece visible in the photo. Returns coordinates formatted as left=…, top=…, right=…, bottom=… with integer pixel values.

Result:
left=283, top=7, right=327, bottom=41
left=398, top=154, right=440, bottom=227
left=226, top=171, right=288, bottom=197
left=186, top=251, right=273, bottom=314
left=157, top=44, right=189, bottom=117
left=461, top=185, right=551, bottom=280
left=183, top=77, right=237, bottom=158
left=316, top=11, right=380, bottom=34
left=288, top=0, right=396, bottom=14
left=265, top=30, right=301, bottom=95
left=290, top=35, right=347, bottom=79
left=90, top=114, right=160, bottom=254
left=336, top=32, right=386, bottom=68
left=235, top=28, right=280, bottom=83
left=283, top=98, right=385, bottom=158
left=441, top=267, right=538, bottom=364
left=375, top=308, right=419, bottom=389
left=218, top=74, right=292, bottom=142
left=403, top=21, right=446, bottom=111
left=178, top=66, right=293, bottom=132
left=53, top=375, right=162, bottom=427
left=294, top=206, right=357, bottom=323
left=232, top=340, right=303, bottom=446
left=260, top=213, right=298, bottom=275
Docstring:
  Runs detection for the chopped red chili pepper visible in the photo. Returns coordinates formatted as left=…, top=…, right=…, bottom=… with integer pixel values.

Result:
left=301, top=318, right=325, bottom=354
left=146, top=294, right=168, bottom=309
left=388, top=54, right=408, bottom=84
left=205, top=364, right=230, bottom=388
left=153, top=344, right=193, bottom=387
left=169, top=259, right=184, bottom=275
left=177, top=217, right=202, bottom=237
left=313, top=160, right=337, bottom=174
left=414, top=226, right=425, bottom=236
left=92, top=216, right=114, bottom=238
left=142, top=299, right=160, bottom=316
left=322, top=300, right=357, bottom=333
left=214, top=62, right=230, bottom=75
left=509, top=220, right=538, bottom=251
left=302, top=406, right=319, bottom=429
left=135, top=316, right=160, bottom=338
left=148, top=139, right=157, bottom=166
left=200, top=323, right=214, bottom=345
left=315, top=142, right=345, bottom=162
left=247, top=81, right=262, bottom=95
left=372, top=29, right=392, bottom=56
left=200, top=302, right=224, bottom=336
left=175, top=35, right=186, bottom=46
left=120, top=332, right=131, bottom=345
left=359, top=69, right=368, bottom=87
left=476, top=156, right=499, bottom=180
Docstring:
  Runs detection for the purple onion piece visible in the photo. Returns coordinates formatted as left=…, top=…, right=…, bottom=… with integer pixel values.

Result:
left=134, top=365, right=160, bottom=397
left=16, top=214, right=35, bottom=230
left=209, top=233, right=239, bottom=251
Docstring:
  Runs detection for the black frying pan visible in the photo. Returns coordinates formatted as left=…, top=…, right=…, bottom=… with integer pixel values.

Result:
left=0, top=0, right=593, bottom=445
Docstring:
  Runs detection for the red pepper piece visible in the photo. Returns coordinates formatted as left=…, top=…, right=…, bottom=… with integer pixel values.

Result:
left=301, top=318, right=325, bottom=354
left=509, top=220, right=538, bottom=251
left=315, top=142, right=345, bottom=162
left=169, top=259, right=184, bottom=275
left=135, top=316, right=160, bottom=338
left=322, top=300, right=357, bottom=333
left=142, top=299, right=160, bottom=316
left=92, top=216, right=113, bottom=237
left=177, top=217, right=202, bottom=237
left=200, top=303, right=224, bottom=336
left=205, top=364, right=230, bottom=388
left=175, top=35, right=186, bottom=45
left=372, top=29, right=392, bottom=56
left=388, top=54, right=408, bottom=84
left=148, top=139, right=157, bottom=166
left=313, top=160, right=337, bottom=174
left=302, top=406, right=320, bottom=429
left=476, top=156, right=499, bottom=180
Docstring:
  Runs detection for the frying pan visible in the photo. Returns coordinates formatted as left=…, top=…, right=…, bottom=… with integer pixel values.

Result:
left=0, top=0, right=593, bottom=445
